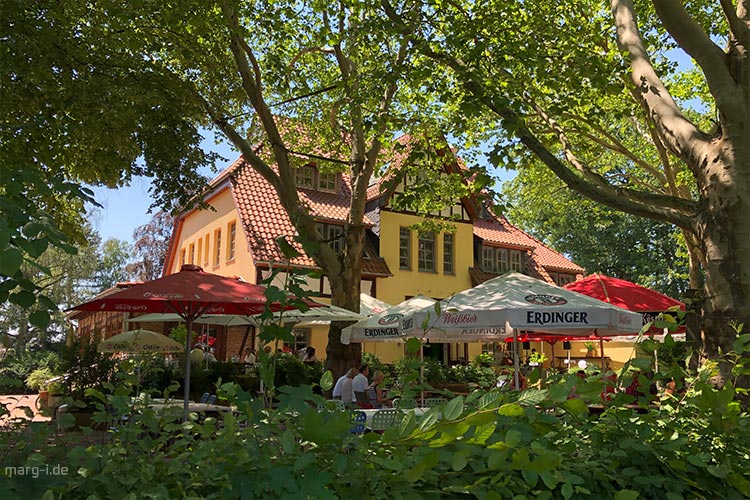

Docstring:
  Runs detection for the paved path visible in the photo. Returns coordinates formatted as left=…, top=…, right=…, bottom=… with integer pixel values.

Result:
left=0, top=394, right=51, bottom=424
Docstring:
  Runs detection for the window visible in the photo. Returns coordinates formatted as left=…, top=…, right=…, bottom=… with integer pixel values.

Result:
left=214, top=228, right=221, bottom=266
left=399, top=227, right=411, bottom=269
left=443, top=233, right=454, bottom=274
left=295, top=166, right=314, bottom=188
left=197, top=238, right=203, bottom=267
left=318, top=172, right=337, bottom=192
left=554, top=273, right=575, bottom=286
left=496, top=248, right=509, bottom=273
left=482, top=246, right=494, bottom=271
left=510, top=250, right=523, bottom=272
left=418, top=232, right=436, bottom=272
left=227, top=221, right=237, bottom=261
left=189, top=243, right=195, bottom=264
left=316, top=222, right=344, bottom=253
left=203, top=234, right=210, bottom=267
left=291, top=328, right=311, bottom=353
left=482, top=245, right=524, bottom=273
left=180, top=249, right=186, bottom=266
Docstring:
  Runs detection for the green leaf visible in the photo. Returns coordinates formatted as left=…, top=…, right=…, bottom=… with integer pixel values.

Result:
left=276, top=235, right=301, bottom=259
left=443, top=396, right=464, bottom=420
left=9, top=290, right=36, bottom=308
left=561, top=398, right=588, bottom=419
left=561, top=482, right=573, bottom=499
left=405, top=337, right=422, bottom=354
left=451, top=448, right=471, bottom=471
left=614, top=490, right=639, bottom=500
left=0, top=248, right=23, bottom=276
left=29, top=310, right=51, bottom=330
left=319, top=370, right=333, bottom=391
left=281, top=429, right=296, bottom=454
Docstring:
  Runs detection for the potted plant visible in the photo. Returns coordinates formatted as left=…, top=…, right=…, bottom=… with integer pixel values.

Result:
left=528, top=351, right=548, bottom=367
left=26, top=367, right=54, bottom=410
left=56, top=337, right=117, bottom=429
left=584, top=341, right=597, bottom=358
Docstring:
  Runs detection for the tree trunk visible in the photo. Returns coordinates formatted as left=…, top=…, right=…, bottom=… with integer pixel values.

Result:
left=324, top=219, right=366, bottom=381
left=694, top=138, right=750, bottom=384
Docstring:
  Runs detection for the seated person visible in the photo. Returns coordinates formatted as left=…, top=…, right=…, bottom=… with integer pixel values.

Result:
left=243, top=348, right=256, bottom=364
left=367, top=371, right=392, bottom=408
left=332, top=368, right=357, bottom=402
left=302, top=347, right=318, bottom=364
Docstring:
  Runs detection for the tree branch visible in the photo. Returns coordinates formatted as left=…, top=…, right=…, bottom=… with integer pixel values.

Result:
left=719, top=0, right=750, bottom=43
left=612, top=0, right=711, bottom=181
left=652, top=0, right=745, bottom=125
left=382, top=0, right=696, bottom=228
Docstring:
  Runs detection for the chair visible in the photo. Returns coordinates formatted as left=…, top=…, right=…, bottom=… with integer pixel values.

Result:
left=199, top=392, right=211, bottom=404
left=393, top=398, right=417, bottom=410
left=350, top=410, right=367, bottom=435
left=423, top=398, right=447, bottom=408
left=370, top=409, right=404, bottom=432
left=318, top=399, right=346, bottom=412
left=207, top=394, right=217, bottom=405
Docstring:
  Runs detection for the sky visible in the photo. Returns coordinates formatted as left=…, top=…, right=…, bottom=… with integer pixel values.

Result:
left=88, top=134, right=237, bottom=243
left=87, top=134, right=515, bottom=244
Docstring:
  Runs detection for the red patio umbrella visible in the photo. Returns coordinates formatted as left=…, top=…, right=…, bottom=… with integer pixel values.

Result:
left=69, top=264, right=319, bottom=419
left=564, top=274, right=685, bottom=334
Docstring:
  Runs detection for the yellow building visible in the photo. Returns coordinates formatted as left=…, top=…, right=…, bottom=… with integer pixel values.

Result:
left=160, top=142, right=587, bottom=366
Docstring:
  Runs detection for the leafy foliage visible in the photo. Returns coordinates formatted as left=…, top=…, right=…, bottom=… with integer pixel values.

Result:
left=2, top=336, right=750, bottom=499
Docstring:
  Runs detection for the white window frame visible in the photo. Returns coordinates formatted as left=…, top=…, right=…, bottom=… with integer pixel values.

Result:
left=318, top=171, right=337, bottom=192
left=399, top=227, right=411, bottom=270
left=443, top=233, right=454, bottom=274
left=295, top=166, right=315, bottom=188
left=418, top=232, right=436, bottom=272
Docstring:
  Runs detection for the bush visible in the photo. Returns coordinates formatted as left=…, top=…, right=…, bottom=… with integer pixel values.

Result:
left=0, top=349, right=61, bottom=393
left=5, top=346, right=748, bottom=500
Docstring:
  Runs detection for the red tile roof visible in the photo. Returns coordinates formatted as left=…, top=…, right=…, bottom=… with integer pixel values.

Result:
left=473, top=216, right=584, bottom=274
left=229, top=158, right=390, bottom=276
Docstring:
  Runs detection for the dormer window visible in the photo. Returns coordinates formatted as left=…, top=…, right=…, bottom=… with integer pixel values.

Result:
left=295, top=166, right=315, bottom=188
left=295, top=164, right=339, bottom=192
left=318, top=172, right=337, bottom=192
left=481, top=245, right=525, bottom=274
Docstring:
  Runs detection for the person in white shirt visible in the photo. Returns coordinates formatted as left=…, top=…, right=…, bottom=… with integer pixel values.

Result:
left=243, top=348, right=256, bottom=364
left=352, top=364, right=370, bottom=405
left=332, top=368, right=357, bottom=401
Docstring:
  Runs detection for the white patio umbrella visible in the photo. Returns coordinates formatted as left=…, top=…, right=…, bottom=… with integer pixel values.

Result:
left=402, top=272, right=644, bottom=388
left=403, top=272, right=643, bottom=339
left=340, top=296, right=437, bottom=344
left=98, top=329, right=183, bottom=354
left=128, top=301, right=366, bottom=328
left=359, top=293, right=392, bottom=317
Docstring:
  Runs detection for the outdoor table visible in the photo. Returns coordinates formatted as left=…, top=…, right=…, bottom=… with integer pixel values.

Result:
left=148, top=401, right=236, bottom=419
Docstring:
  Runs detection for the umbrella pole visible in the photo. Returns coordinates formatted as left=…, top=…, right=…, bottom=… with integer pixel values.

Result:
left=599, top=338, right=605, bottom=372
left=509, top=322, right=520, bottom=390
left=183, top=319, right=193, bottom=422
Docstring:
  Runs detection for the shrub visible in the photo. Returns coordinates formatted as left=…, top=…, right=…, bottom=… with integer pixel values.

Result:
left=0, top=349, right=61, bottom=393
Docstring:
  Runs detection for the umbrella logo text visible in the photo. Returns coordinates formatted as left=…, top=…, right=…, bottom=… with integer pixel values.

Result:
left=524, top=294, right=568, bottom=306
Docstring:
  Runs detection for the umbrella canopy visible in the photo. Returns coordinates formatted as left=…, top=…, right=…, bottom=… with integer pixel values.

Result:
left=563, top=274, right=685, bottom=333
left=127, top=301, right=365, bottom=328
left=98, top=329, right=183, bottom=354
left=341, top=296, right=437, bottom=344
left=403, top=271, right=644, bottom=340
left=70, top=264, right=280, bottom=318
left=359, top=293, right=392, bottom=317
left=69, top=264, right=320, bottom=419
left=127, top=312, right=256, bottom=327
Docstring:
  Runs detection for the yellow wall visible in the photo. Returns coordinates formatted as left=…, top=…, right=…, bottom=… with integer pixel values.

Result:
left=365, top=211, right=477, bottom=363
left=170, top=188, right=256, bottom=281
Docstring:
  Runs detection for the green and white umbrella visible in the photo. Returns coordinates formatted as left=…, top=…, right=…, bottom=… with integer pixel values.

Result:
left=98, top=329, right=183, bottom=354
